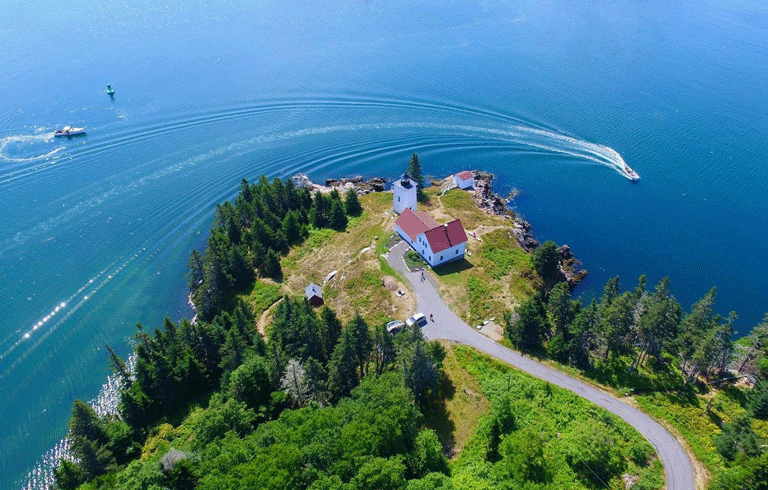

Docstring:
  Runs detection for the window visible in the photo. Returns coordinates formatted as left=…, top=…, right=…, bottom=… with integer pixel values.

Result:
left=398, top=196, right=401, bottom=201
left=456, top=249, right=459, bottom=254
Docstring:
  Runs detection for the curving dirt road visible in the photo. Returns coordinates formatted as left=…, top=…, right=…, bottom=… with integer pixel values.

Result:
left=387, top=241, right=695, bottom=490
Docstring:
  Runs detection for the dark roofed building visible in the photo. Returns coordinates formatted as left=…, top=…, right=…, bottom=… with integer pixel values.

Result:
left=305, top=283, right=324, bottom=307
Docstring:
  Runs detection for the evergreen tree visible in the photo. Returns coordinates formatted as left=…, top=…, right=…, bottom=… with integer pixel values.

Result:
left=187, top=249, right=205, bottom=294
left=281, top=210, right=302, bottom=245
left=312, top=192, right=330, bottom=228
left=404, top=343, right=438, bottom=405
left=105, top=344, right=131, bottom=389
left=373, top=324, right=396, bottom=375
left=505, top=294, right=548, bottom=352
left=600, top=291, right=636, bottom=359
left=634, top=277, right=681, bottom=368
left=329, top=198, right=348, bottom=231
left=531, top=241, right=562, bottom=293
left=320, top=306, right=343, bottom=362
left=344, top=188, right=363, bottom=217
left=407, top=152, right=427, bottom=202
left=263, top=248, right=282, bottom=280
left=328, top=326, right=360, bottom=398
left=348, top=312, right=373, bottom=379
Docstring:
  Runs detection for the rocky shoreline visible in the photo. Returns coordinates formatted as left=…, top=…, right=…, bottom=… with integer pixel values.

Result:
left=291, top=171, right=587, bottom=289
left=469, top=171, right=587, bottom=290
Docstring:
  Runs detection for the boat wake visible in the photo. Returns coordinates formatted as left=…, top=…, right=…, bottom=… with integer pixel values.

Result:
left=0, top=133, right=63, bottom=162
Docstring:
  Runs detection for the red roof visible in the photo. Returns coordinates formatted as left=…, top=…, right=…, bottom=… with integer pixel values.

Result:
left=456, top=171, right=473, bottom=181
left=445, top=219, right=468, bottom=247
left=424, top=219, right=468, bottom=252
left=397, top=208, right=468, bottom=254
left=395, top=209, right=439, bottom=241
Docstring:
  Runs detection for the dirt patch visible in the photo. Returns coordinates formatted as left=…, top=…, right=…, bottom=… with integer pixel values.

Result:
left=477, top=320, right=504, bottom=342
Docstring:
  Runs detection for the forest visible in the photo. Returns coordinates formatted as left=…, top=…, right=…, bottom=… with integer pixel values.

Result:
left=53, top=174, right=766, bottom=489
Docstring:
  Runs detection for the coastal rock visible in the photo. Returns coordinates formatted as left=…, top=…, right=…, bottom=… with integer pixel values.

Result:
left=471, top=171, right=512, bottom=218
left=558, top=244, right=587, bottom=290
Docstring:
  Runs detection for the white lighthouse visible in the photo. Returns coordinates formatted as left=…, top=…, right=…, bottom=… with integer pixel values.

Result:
left=392, top=173, right=418, bottom=214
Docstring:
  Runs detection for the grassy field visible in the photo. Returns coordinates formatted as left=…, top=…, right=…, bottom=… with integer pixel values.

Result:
left=279, top=190, right=414, bottom=326
left=274, top=186, right=539, bottom=328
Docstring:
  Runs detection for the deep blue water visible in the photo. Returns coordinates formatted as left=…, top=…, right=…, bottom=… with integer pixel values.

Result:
left=2, top=0, right=767, bottom=486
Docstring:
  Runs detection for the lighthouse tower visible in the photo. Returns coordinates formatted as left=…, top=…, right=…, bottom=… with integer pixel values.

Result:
left=392, top=173, right=418, bottom=214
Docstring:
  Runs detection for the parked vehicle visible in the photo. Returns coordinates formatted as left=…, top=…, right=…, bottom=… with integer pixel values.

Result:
left=405, top=313, right=427, bottom=328
left=386, top=320, right=405, bottom=335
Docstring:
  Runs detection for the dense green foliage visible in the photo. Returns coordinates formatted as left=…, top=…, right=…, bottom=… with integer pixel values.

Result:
left=452, top=346, right=664, bottom=489
left=58, top=174, right=768, bottom=490
left=511, top=240, right=768, bottom=488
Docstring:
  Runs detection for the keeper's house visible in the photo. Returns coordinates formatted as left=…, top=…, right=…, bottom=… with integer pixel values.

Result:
left=395, top=208, right=468, bottom=267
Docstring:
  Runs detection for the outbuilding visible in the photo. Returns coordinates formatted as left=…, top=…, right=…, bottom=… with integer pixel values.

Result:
left=454, top=171, right=474, bottom=190
left=304, top=283, right=324, bottom=307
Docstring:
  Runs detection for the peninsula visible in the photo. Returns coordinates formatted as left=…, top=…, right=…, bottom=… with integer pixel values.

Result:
left=53, top=160, right=768, bottom=490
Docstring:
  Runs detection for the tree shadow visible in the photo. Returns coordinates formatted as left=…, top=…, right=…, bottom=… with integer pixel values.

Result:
left=422, top=371, right=457, bottom=455
left=433, top=258, right=474, bottom=276
left=719, top=384, right=749, bottom=407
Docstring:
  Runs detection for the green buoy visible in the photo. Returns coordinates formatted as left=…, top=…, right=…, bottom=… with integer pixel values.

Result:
left=106, top=84, right=115, bottom=95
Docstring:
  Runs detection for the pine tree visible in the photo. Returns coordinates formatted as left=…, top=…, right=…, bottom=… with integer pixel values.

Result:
left=320, top=306, right=343, bottom=362
left=505, top=294, right=547, bottom=352
left=348, top=313, right=373, bottom=378
left=344, top=188, right=363, bottom=217
left=263, top=248, right=282, bottom=280
left=404, top=343, right=437, bottom=405
left=407, top=152, right=426, bottom=202
left=312, top=192, right=329, bottom=228
left=329, top=198, right=348, bottom=231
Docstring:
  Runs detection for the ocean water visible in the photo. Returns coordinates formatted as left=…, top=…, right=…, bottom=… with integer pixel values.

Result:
left=1, top=0, right=767, bottom=487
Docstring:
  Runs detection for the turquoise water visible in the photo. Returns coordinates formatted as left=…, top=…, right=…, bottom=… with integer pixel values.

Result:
left=2, top=0, right=768, bottom=486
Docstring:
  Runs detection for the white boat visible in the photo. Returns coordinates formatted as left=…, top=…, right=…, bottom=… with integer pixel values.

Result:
left=54, top=126, right=86, bottom=137
left=623, top=164, right=640, bottom=181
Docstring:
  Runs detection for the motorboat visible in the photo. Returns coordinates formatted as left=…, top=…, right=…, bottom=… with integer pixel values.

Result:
left=623, top=164, right=640, bottom=181
left=54, top=126, right=86, bottom=137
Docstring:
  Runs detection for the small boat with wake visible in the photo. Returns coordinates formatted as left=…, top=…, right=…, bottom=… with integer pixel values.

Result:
left=54, top=126, right=86, bottom=137
left=623, top=164, right=640, bottom=181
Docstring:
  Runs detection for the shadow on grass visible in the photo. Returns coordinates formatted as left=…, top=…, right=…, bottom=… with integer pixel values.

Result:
left=422, top=371, right=457, bottom=455
left=433, top=258, right=474, bottom=276
left=719, top=384, right=749, bottom=408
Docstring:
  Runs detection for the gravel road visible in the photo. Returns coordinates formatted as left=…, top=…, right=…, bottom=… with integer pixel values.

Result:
left=388, top=240, right=695, bottom=490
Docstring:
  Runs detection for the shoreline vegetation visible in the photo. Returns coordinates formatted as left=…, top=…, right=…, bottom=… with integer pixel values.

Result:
left=54, top=162, right=767, bottom=490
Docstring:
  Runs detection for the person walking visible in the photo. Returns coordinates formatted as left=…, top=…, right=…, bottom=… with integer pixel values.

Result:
left=421, top=270, right=424, bottom=281
left=430, top=313, right=434, bottom=322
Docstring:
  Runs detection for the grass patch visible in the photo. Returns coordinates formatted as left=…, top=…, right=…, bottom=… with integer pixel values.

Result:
left=240, top=280, right=282, bottom=316
left=282, top=191, right=414, bottom=325
left=439, top=188, right=490, bottom=230
left=421, top=342, right=489, bottom=458
left=404, top=249, right=428, bottom=271
left=452, top=344, right=665, bottom=489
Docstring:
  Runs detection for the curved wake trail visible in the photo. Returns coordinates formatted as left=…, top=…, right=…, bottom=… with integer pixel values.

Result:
left=0, top=133, right=64, bottom=163
left=0, top=120, right=632, bottom=258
